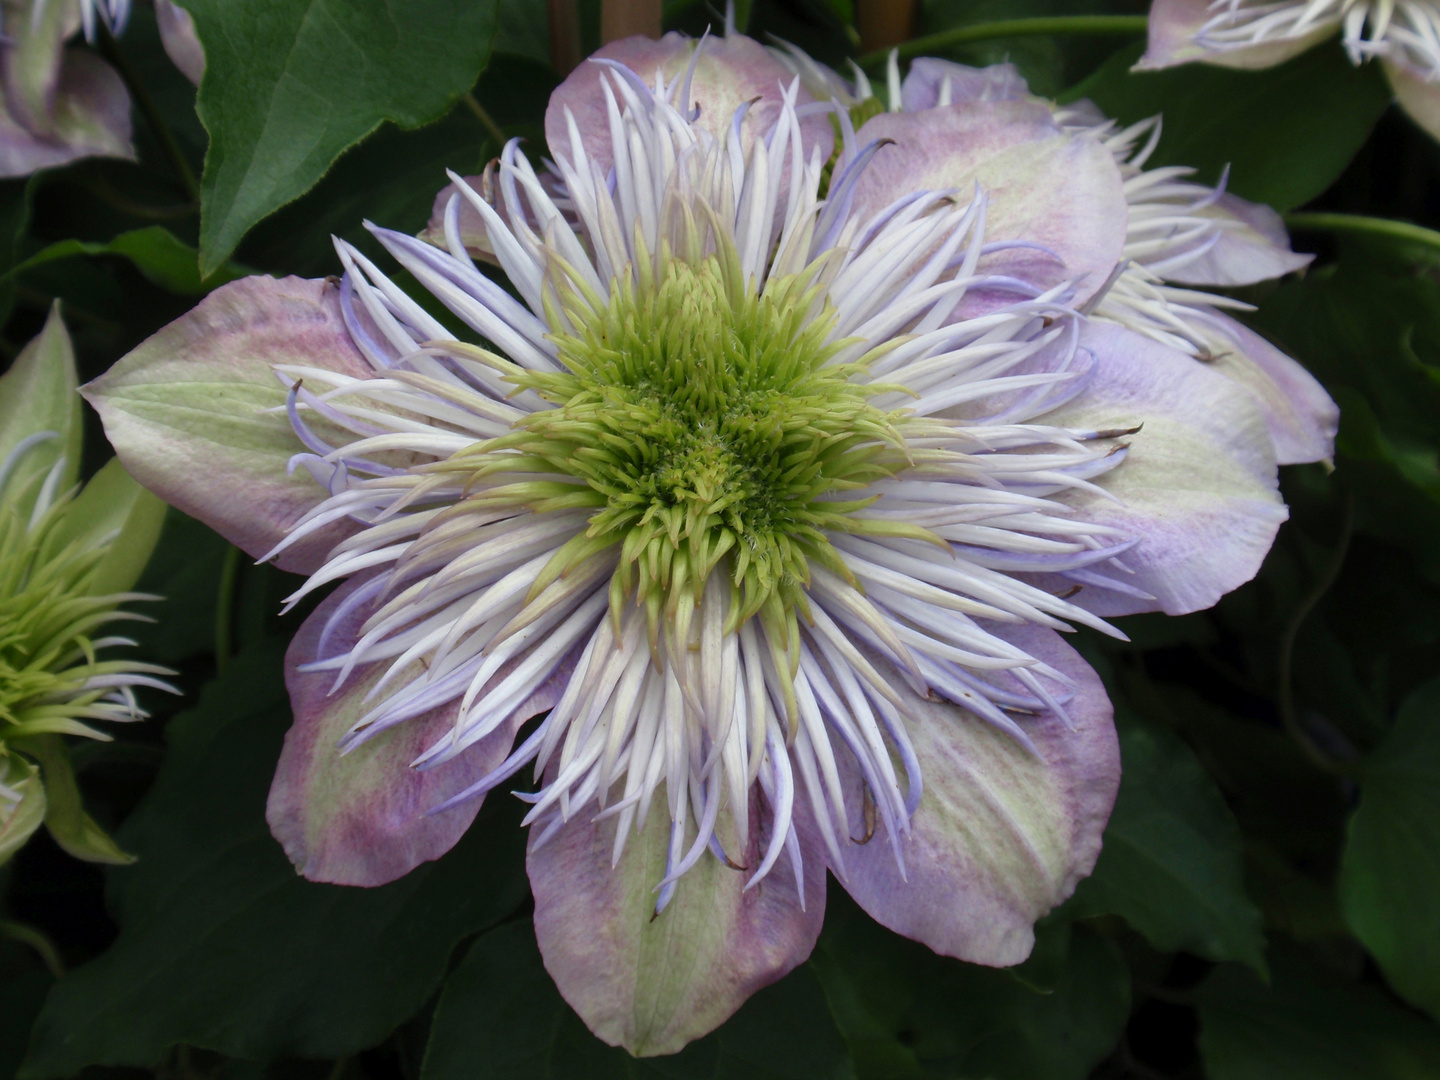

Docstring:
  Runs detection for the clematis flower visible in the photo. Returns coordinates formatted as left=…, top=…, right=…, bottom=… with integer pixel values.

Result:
left=88, top=32, right=1296, bottom=1054
left=0, top=0, right=135, bottom=178
left=775, top=46, right=1338, bottom=466
left=0, top=306, right=171, bottom=865
left=1140, top=0, right=1440, bottom=141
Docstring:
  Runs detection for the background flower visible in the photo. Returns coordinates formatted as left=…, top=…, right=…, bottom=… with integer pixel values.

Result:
left=0, top=0, right=134, bottom=178
left=1141, top=0, right=1440, bottom=142
left=0, top=306, right=168, bottom=867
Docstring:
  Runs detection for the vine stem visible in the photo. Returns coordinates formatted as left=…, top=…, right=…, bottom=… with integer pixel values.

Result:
left=95, top=23, right=200, bottom=202
left=856, top=14, right=1149, bottom=68
left=1276, top=492, right=1355, bottom=775
left=1285, top=211, right=1440, bottom=252
left=463, top=93, right=507, bottom=149
left=215, top=545, right=241, bottom=673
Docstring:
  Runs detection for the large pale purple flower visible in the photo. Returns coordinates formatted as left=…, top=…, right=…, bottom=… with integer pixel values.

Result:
left=1140, top=0, right=1440, bottom=142
left=86, top=32, right=1299, bottom=1054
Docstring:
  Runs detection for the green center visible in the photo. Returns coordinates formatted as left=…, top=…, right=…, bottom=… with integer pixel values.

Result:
left=444, top=248, right=927, bottom=677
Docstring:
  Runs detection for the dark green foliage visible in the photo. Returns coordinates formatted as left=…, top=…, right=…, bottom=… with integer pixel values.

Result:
left=422, top=920, right=851, bottom=1080
left=1069, top=709, right=1267, bottom=972
left=1067, top=41, right=1392, bottom=210
left=1339, top=676, right=1440, bottom=1021
left=810, top=890, right=1131, bottom=1079
left=1197, top=948, right=1440, bottom=1079
left=20, top=643, right=528, bottom=1076
left=183, top=0, right=501, bottom=273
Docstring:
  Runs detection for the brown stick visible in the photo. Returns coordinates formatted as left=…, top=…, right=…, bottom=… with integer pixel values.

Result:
left=856, top=0, right=916, bottom=54
left=601, top=0, right=661, bottom=43
left=548, top=0, right=583, bottom=76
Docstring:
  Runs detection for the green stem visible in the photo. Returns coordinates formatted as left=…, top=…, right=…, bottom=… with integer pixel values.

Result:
left=96, top=24, right=201, bottom=201
left=0, top=918, right=65, bottom=978
left=857, top=14, right=1149, bottom=68
left=1276, top=493, right=1355, bottom=776
left=1284, top=211, right=1440, bottom=252
left=463, top=93, right=508, bottom=149
left=215, top=545, right=241, bottom=673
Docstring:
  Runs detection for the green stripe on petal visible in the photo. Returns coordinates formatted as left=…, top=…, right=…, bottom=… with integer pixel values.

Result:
left=529, top=794, right=827, bottom=1056
left=81, top=276, right=374, bottom=575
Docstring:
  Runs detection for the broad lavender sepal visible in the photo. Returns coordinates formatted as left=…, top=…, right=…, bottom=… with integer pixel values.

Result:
left=1204, top=312, right=1338, bottom=465
left=851, top=105, right=1129, bottom=311
left=1160, top=192, right=1314, bottom=286
left=835, top=624, right=1118, bottom=966
left=156, top=0, right=205, bottom=86
left=1384, top=59, right=1440, bottom=143
left=900, top=57, right=1029, bottom=111
left=544, top=32, right=833, bottom=180
left=270, top=577, right=576, bottom=886
left=1036, top=321, right=1288, bottom=616
left=81, top=276, right=373, bottom=576
left=1135, top=0, right=1337, bottom=71
left=528, top=793, right=827, bottom=1056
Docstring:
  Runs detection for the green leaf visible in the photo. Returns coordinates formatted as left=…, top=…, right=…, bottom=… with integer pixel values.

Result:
left=0, top=305, right=80, bottom=499
left=0, top=756, right=46, bottom=868
left=809, top=890, right=1129, bottom=1080
left=19, top=736, right=134, bottom=866
left=181, top=0, right=501, bottom=275
left=1070, top=710, right=1267, bottom=971
left=4, top=227, right=250, bottom=296
left=1197, top=948, right=1440, bottom=1080
left=237, top=52, right=554, bottom=278
left=20, top=641, right=529, bottom=1077
left=1064, top=41, right=1390, bottom=211
left=0, top=942, right=54, bottom=1080
left=1242, top=253, right=1440, bottom=578
left=422, top=920, right=852, bottom=1080
left=1339, top=676, right=1440, bottom=1021
left=125, top=509, right=232, bottom=665
left=39, top=457, right=167, bottom=597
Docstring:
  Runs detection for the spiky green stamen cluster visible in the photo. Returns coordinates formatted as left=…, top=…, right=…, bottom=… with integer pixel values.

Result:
left=0, top=485, right=141, bottom=740
left=441, top=247, right=924, bottom=669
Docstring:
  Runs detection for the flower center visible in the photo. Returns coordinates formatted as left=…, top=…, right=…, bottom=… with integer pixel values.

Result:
left=444, top=252, right=915, bottom=654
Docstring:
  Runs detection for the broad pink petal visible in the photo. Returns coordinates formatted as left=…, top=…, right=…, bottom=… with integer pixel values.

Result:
left=836, top=624, right=1119, bottom=966
left=269, top=576, right=575, bottom=886
left=852, top=105, right=1129, bottom=310
left=543, top=32, right=832, bottom=178
left=0, top=50, right=133, bottom=178
left=1385, top=59, right=1440, bottom=143
left=900, top=57, right=1029, bottom=112
left=529, top=788, right=827, bottom=1055
left=81, top=276, right=369, bottom=575
left=156, top=0, right=205, bottom=86
left=1203, top=310, right=1338, bottom=465
left=1159, top=192, right=1313, bottom=286
left=1135, top=0, right=1337, bottom=71
left=1036, top=321, right=1288, bottom=616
